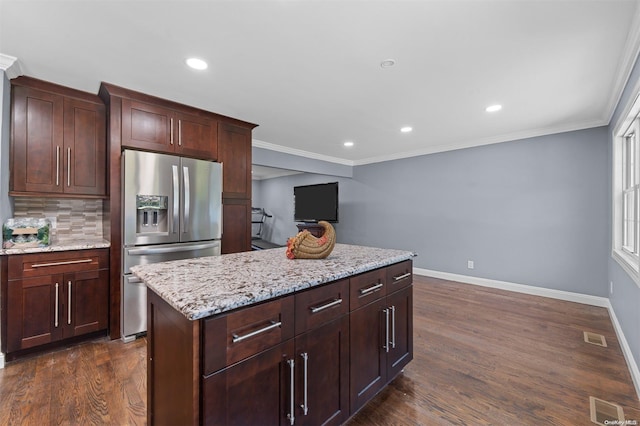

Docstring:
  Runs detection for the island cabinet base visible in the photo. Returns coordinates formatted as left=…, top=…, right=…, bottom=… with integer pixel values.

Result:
left=146, top=259, right=413, bottom=426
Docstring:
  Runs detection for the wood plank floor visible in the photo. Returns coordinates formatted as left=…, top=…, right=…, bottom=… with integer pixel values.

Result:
left=1, top=275, right=639, bottom=425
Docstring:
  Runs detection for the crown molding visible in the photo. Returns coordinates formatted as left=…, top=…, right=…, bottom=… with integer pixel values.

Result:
left=252, top=139, right=354, bottom=166
left=0, top=53, right=22, bottom=79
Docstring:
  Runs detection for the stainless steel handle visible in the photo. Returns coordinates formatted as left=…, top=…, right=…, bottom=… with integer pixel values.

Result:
left=172, top=165, right=179, bottom=234
left=127, top=241, right=220, bottom=256
left=126, top=275, right=142, bottom=284
left=67, top=281, right=72, bottom=325
left=310, top=298, right=342, bottom=313
left=393, top=272, right=411, bottom=282
left=67, top=147, right=71, bottom=187
left=231, top=320, right=282, bottom=343
left=183, top=166, right=190, bottom=233
left=287, top=359, right=295, bottom=425
left=32, top=259, right=93, bottom=268
left=54, top=283, right=59, bottom=327
left=383, top=308, right=390, bottom=353
left=360, top=282, right=383, bottom=295
left=170, top=118, right=174, bottom=145
left=390, top=305, right=396, bottom=349
left=301, top=352, right=309, bottom=416
left=178, top=119, right=182, bottom=146
left=56, top=146, right=60, bottom=186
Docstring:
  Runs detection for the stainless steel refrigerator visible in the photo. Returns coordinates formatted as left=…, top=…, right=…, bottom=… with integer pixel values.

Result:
left=121, top=149, right=222, bottom=341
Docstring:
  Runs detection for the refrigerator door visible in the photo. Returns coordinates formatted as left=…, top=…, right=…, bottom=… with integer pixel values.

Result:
left=123, top=150, right=180, bottom=246
left=180, top=157, right=222, bottom=242
left=123, top=240, right=221, bottom=273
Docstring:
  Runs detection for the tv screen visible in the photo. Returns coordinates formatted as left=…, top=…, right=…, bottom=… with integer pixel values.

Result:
left=294, top=182, right=339, bottom=223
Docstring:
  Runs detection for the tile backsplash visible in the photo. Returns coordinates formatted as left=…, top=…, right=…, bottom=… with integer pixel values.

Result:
left=12, top=198, right=104, bottom=243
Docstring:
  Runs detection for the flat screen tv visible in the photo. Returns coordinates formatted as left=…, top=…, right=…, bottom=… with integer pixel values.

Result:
left=294, top=182, right=339, bottom=223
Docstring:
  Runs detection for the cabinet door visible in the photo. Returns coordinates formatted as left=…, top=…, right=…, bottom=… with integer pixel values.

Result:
left=349, top=298, right=387, bottom=414
left=121, top=98, right=173, bottom=152
left=222, top=199, right=251, bottom=254
left=202, top=340, right=295, bottom=426
left=175, top=112, right=217, bottom=160
left=63, top=97, right=106, bottom=196
left=10, top=85, right=64, bottom=194
left=295, top=316, right=349, bottom=426
left=218, top=122, right=251, bottom=199
left=385, top=286, right=413, bottom=380
left=64, top=269, right=109, bottom=337
left=6, top=275, right=63, bottom=352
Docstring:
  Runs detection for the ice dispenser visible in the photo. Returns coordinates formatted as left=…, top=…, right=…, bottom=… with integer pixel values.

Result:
left=136, top=195, right=168, bottom=235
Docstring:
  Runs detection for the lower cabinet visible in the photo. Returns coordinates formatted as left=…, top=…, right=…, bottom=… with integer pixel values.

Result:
left=2, top=249, right=109, bottom=356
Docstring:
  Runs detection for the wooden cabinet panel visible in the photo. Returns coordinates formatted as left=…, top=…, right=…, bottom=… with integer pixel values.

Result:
left=349, top=297, right=387, bottom=413
left=222, top=199, right=251, bottom=254
left=10, top=85, right=64, bottom=194
left=2, top=249, right=110, bottom=357
left=63, top=97, right=106, bottom=195
left=203, top=295, right=295, bottom=376
left=349, top=267, right=386, bottom=310
left=386, top=260, right=412, bottom=294
left=386, top=286, right=413, bottom=379
left=294, top=317, right=349, bottom=426
left=294, top=279, right=349, bottom=335
left=6, top=275, right=63, bottom=352
left=218, top=122, right=251, bottom=199
left=121, top=98, right=172, bottom=151
left=175, top=112, right=217, bottom=159
left=10, top=77, right=106, bottom=197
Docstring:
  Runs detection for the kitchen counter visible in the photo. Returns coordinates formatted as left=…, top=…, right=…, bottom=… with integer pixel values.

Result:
left=0, top=238, right=111, bottom=255
left=131, top=243, right=414, bottom=320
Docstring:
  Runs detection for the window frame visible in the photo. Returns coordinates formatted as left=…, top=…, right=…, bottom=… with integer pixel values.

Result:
left=612, top=90, right=640, bottom=288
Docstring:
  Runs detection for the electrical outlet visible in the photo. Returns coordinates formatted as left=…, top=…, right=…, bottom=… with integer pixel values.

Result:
left=610, top=281, right=614, bottom=295
left=467, top=260, right=474, bottom=269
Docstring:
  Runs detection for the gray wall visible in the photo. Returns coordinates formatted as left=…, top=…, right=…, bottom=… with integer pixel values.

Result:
left=608, top=50, right=640, bottom=372
left=254, top=126, right=609, bottom=297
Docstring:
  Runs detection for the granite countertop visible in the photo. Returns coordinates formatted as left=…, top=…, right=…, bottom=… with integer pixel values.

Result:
left=0, top=239, right=111, bottom=255
left=131, top=243, right=414, bottom=321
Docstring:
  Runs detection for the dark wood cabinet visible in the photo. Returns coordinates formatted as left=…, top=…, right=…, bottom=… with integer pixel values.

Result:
left=147, top=256, right=412, bottom=425
left=349, top=280, right=413, bottom=415
left=221, top=199, right=251, bottom=255
left=10, top=77, right=107, bottom=198
left=218, top=122, right=252, bottom=199
left=2, top=249, right=109, bottom=358
left=121, top=98, right=217, bottom=159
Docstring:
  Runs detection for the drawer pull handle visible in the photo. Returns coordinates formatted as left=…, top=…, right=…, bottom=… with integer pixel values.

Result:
left=310, top=298, right=342, bottom=313
left=32, top=259, right=93, bottom=268
left=360, top=282, right=383, bottom=295
left=393, top=272, right=411, bottom=282
left=232, top=320, right=282, bottom=343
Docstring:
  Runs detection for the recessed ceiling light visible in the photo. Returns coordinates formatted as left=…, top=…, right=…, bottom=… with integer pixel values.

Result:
left=186, top=57, right=208, bottom=70
left=400, top=126, right=413, bottom=133
left=344, top=141, right=354, bottom=147
left=485, top=104, right=502, bottom=112
left=380, top=59, right=396, bottom=68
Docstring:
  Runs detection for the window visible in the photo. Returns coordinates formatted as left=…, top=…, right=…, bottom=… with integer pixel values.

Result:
left=613, top=91, right=640, bottom=285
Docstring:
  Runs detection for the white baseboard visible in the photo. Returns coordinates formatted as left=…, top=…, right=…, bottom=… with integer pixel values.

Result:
left=0, top=352, right=4, bottom=369
left=413, top=267, right=640, bottom=400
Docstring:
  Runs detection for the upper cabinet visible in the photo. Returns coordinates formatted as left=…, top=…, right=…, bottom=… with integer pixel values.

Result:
left=10, top=77, right=107, bottom=198
left=218, top=122, right=252, bottom=199
left=121, top=98, right=217, bottom=159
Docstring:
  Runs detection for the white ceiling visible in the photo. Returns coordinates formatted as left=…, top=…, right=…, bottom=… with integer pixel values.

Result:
left=1, top=0, right=640, bottom=166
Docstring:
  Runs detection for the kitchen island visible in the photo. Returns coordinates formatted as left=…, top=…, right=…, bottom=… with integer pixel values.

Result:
left=132, top=243, right=414, bottom=425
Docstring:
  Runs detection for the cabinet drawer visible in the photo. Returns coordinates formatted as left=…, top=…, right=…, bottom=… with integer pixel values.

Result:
left=386, top=260, right=413, bottom=293
left=349, top=267, right=386, bottom=311
left=295, top=279, right=349, bottom=335
left=203, top=295, right=295, bottom=375
left=7, top=249, right=109, bottom=279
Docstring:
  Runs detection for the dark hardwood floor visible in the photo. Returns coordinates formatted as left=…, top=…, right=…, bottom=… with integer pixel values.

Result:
left=1, top=275, right=638, bottom=425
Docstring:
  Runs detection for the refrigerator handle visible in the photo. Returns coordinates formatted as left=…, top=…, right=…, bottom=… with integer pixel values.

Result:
left=183, top=166, right=190, bottom=233
left=172, top=165, right=179, bottom=234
